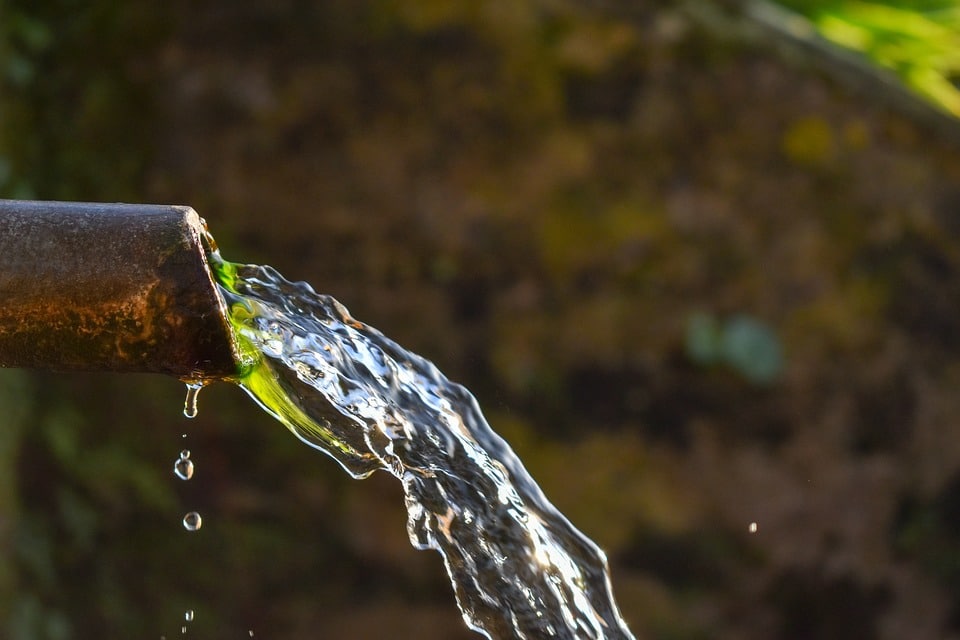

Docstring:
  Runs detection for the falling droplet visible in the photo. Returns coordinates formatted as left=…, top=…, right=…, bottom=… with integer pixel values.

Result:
left=748, top=521, right=758, bottom=533
left=183, top=511, right=202, bottom=531
left=174, top=450, right=194, bottom=481
left=183, top=382, right=203, bottom=419
left=184, top=610, right=194, bottom=622
left=248, top=631, right=254, bottom=637
left=181, top=626, right=187, bottom=635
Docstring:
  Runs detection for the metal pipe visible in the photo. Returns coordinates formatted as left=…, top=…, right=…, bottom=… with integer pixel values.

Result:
left=0, top=199, right=239, bottom=380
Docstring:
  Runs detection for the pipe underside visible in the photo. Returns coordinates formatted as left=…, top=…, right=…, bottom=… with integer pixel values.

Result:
left=0, top=199, right=239, bottom=379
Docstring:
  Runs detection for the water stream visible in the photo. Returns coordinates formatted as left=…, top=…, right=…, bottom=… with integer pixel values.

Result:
left=207, top=243, right=636, bottom=639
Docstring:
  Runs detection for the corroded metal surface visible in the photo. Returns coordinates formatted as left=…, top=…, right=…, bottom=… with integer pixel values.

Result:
left=0, top=200, right=239, bottom=379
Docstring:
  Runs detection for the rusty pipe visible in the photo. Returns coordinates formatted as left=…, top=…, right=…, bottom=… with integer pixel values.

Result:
left=0, top=199, right=239, bottom=380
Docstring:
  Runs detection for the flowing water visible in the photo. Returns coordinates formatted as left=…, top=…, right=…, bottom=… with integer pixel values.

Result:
left=207, top=245, right=636, bottom=639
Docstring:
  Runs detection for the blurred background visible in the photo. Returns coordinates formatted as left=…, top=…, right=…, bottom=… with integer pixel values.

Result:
left=3, top=0, right=960, bottom=638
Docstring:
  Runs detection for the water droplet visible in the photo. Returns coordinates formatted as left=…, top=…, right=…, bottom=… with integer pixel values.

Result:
left=184, top=610, right=194, bottom=622
left=748, top=521, right=758, bottom=533
left=182, top=511, right=202, bottom=531
left=174, top=450, right=194, bottom=481
left=183, top=382, right=203, bottom=419
left=248, top=631, right=254, bottom=637
left=181, top=626, right=187, bottom=635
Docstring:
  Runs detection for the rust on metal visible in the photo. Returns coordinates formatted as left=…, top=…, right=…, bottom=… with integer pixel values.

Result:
left=0, top=199, right=240, bottom=379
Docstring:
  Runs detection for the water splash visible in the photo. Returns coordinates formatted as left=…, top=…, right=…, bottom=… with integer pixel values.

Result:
left=182, top=511, right=202, bottom=532
left=211, top=256, right=635, bottom=639
left=174, top=449, right=194, bottom=481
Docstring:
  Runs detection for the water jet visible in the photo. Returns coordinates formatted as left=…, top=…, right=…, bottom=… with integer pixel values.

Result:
left=0, top=199, right=636, bottom=639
